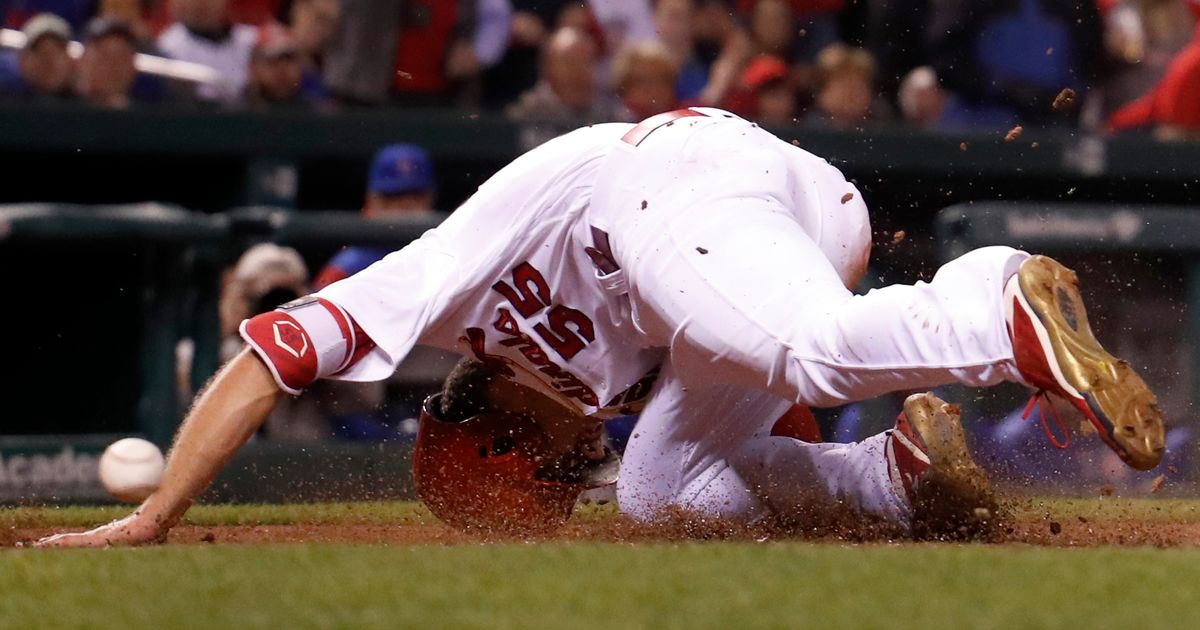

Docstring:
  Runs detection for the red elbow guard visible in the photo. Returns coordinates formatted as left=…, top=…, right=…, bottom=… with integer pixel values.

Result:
left=239, top=296, right=373, bottom=394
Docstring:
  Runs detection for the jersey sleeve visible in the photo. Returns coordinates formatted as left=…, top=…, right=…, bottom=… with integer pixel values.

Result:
left=310, top=232, right=462, bottom=384
left=240, top=296, right=377, bottom=395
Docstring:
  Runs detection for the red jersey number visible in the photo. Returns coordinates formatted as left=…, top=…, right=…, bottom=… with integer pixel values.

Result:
left=492, top=263, right=595, bottom=361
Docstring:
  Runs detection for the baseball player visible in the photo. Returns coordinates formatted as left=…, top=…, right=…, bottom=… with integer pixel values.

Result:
left=38, top=108, right=1165, bottom=546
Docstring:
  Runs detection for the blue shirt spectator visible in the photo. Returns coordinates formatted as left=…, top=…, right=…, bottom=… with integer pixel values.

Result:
left=927, top=0, right=1103, bottom=127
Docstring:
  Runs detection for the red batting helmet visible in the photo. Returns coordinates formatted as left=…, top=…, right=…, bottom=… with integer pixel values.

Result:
left=413, top=394, right=619, bottom=534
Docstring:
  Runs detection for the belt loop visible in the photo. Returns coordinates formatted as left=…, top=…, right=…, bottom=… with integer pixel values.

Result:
left=586, top=226, right=630, bottom=327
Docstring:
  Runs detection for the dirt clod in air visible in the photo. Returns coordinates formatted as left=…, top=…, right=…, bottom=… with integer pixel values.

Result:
left=640, top=200, right=648, bottom=210
left=841, top=192, right=854, bottom=204
left=1152, top=475, right=1167, bottom=493
left=892, top=230, right=907, bottom=244
left=1053, top=88, right=1077, bottom=111
left=1005, top=126, right=1024, bottom=142
left=696, top=247, right=708, bottom=255
left=960, top=142, right=968, bottom=151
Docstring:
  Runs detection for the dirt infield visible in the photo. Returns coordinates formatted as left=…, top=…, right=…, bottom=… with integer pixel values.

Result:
left=9, top=497, right=1200, bottom=548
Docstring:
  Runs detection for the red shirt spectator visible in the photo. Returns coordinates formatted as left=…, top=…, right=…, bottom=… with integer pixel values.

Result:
left=1109, top=23, right=1200, bottom=135
left=393, top=0, right=463, bottom=95
left=231, top=0, right=284, bottom=25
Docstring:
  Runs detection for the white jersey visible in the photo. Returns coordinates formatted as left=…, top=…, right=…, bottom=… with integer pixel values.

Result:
left=314, top=109, right=875, bottom=417
left=318, top=123, right=664, bottom=417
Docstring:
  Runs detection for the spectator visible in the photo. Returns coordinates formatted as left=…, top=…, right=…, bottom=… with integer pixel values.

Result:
left=1108, top=21, right=1200, bottom=140
left=321, top=0, right=400, bottom=105
left=218, top=243, right=310, bottom=352
left=926, top=0, right=1104, bottom=127
left=393, top=0, right=479, bottom=105
left=323, top=0, right=476, bottom=106
left=655, top=0, right=753, bottom=105
left=280, top=0, right=339, bottom=100
left=285, top=0, right=340, bottom=63
left=742, top=0, right=844, bottom=61
left=806, top=43, right=886, bottom=129
left=75, top=17, right=139, bottom=109
left=897, top=65, right=947, bottom=129
left=3, top=13, right=74, bottom=102
left=2, top=0, right=92, bottom=31
left=507, top=27, right=612, bottom=128
left=587, top=0, right=660, bottom=58
left=157, top=0, right=258, bottom=103
left=690, top=0, right=753, bottom=105
left=1099, top=0, right=1197, bottom=116
left=95, top=0, right=156, bottom=45
left=654, top=0, right=702, bottom=98
left=243, top=27, right=315, bottom=109
left=725, top=54, right=797, bottom=125
left=93, top=1, right=176, bottom=104
left=750, top=0, right=832, bottom=102
left=613, top=40, right=682, bottom=120
left=313, top=143, right=438, bottom=289
left=748, top=0, right=796, bottom=60
left=480, top=2, right=552, bottom=109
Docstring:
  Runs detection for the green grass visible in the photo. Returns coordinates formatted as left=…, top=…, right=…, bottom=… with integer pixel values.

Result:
left=5, top=543, right=1200, bottom=629
left=4, top=499, right=1200, bottom=629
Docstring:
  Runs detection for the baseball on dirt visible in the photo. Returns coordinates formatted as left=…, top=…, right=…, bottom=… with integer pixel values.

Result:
left=98, top=438, right=165, bottom=503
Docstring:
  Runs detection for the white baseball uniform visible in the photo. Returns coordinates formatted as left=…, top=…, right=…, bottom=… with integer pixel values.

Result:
left=242, top=108, right=1030, bottom=528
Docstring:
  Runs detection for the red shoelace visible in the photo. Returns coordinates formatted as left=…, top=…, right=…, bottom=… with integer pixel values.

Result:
left=1023, top=390, right=1071, bottom=449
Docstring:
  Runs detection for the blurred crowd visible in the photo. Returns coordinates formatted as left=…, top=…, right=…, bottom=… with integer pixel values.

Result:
left=2, top=0, right=1200, bottom=138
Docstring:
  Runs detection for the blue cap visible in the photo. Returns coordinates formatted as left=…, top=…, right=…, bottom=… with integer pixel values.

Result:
left=368, top=144, right=434, bottom=195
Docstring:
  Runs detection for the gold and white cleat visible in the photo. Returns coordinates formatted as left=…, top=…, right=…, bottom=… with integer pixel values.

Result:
left=888, top=392, right=996, bottom=539
left=1004, top=255, right=1166, bottom=470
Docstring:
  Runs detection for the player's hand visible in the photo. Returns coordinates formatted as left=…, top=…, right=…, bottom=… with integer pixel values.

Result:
left=33, top=512, right=166, bottom=548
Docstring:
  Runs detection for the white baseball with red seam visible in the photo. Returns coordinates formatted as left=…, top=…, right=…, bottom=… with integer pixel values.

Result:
left=98, top=438, right=165, bottom=503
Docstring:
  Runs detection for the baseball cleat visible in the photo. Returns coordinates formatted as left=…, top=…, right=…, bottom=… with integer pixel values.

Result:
left=1004, top=255, right=1165, bottom=470
left=888, top=392, right=996, bottom=538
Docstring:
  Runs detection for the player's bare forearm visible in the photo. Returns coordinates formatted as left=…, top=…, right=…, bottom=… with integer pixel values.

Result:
left=36, top=349, right=281, bottom=547
left=141, top=348, right=282, bottom=528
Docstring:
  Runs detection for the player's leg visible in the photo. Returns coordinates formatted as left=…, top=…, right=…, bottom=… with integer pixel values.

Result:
left=617, top=205, right=1162, bottom=468
left=618, top=361, right=996, bottom=535
left=616, top=360, right=913, bottom=527
left=597, top=114, right=1161, bottom=469
left=618, top=193, right=1028, bottom=407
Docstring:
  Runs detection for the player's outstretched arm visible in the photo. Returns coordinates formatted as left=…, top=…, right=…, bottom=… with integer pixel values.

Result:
left=36, top=349, right=282, bottom=547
